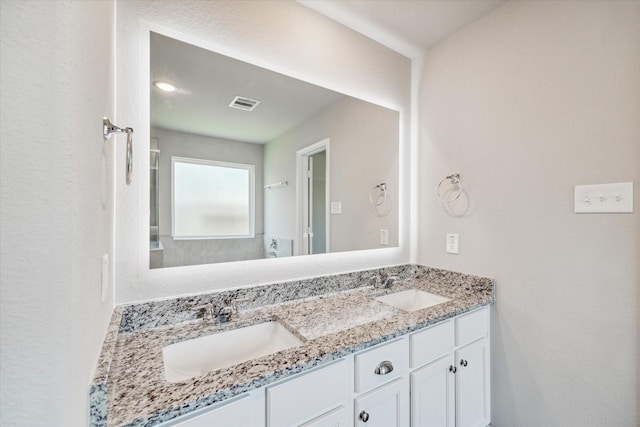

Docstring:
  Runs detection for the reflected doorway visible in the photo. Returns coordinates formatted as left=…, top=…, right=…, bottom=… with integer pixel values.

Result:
left=297, top=138, right=330, bottom=255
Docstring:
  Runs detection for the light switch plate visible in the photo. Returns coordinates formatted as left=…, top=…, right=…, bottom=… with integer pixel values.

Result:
left=330, top=201, right=342, bottom=215
left=574, top=182, right=633, bottom=213
left=446, top=233, right=459, bottom=254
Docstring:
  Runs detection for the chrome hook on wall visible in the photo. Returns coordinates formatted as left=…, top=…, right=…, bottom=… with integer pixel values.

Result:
left=103, top=117, right=134, bottom=185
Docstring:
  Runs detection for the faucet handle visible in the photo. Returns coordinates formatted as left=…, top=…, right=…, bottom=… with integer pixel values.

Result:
left=384, top=276, right=399, bottom=287
left=368, top=274, right=382, bottom=288
left=190, top=303, right=213, bottom=322
left=230, top=297, right=250, bottom=313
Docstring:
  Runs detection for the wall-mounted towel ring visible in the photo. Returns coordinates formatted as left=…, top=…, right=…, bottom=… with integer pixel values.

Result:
left=103, top=118, right=134, bottom=185
left=370, top=183, right=391, bottom=217
left=437, top=173, right=463, bottom=202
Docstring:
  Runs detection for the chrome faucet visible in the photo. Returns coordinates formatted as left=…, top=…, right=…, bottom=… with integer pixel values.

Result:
left=213, top=297, right=250, bottom=323
left=191, top=303, right=214, bottom=322
left=191, top=297, right=249, bottom=324
left=369, top=273, right=399, bottom=289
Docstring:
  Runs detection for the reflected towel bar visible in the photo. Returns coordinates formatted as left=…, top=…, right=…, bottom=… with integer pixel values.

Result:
left=264, top=180, right=288, bottom=189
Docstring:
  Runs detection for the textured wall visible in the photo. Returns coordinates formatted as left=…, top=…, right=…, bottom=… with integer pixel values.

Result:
left=115, top=0, right=411, bottom=303
left=417, top=1, right=639, bottom=425
left=0, top=1, right=115, bottom=425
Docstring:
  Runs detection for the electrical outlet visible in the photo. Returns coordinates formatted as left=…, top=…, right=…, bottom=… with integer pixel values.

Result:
left=446, top=233, right=459, bottom=254
left=380, top=229, right=389, bottom=246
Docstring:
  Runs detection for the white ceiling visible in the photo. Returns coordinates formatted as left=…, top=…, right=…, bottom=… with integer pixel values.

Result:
left=298, top=0, right=506, bottom=58
left=151, top=33, right=344, bottom=144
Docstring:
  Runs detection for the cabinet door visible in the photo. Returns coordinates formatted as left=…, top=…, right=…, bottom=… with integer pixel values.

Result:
left=411, top=355, right=455, bottom=427
left=455, top=338, right=490, bottom=427
left=267, top=360, right=349, bottom=427
left=355, top=378, right=408, bottom=427
left=166, top=391, right=265, bottom=427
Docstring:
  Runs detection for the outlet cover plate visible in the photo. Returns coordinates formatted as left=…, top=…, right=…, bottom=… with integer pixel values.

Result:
left=446, top=233, right=459, bottom=254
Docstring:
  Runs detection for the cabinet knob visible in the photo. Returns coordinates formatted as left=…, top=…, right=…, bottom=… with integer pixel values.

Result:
left=374, top=360, right=394, bottom=375
left=449, top=365, right=457, bottom=373
left=359, top=410, right=370, bottom=422
left=460, top=359, right=468, bottom=367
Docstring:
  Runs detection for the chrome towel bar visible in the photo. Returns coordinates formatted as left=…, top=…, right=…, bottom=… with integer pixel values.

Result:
left=103, top=117, right=134, bottom=185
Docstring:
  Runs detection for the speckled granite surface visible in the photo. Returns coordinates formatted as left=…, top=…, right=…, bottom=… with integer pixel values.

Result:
left=90, top=265, right=494, bottom=426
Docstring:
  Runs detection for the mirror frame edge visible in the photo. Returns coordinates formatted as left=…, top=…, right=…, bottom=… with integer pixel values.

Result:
left=117, top=18, right=411, bottom=304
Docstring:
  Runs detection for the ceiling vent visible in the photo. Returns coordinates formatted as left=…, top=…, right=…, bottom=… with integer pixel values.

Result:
left=229, top=96, right=261, bottom=111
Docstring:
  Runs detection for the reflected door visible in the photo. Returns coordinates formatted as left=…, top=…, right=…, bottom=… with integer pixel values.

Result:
left=298, top=139, right=329, bottom=255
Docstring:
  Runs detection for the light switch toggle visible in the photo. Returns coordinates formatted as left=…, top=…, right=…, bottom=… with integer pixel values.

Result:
left=574, top=182, right=633, bottom=213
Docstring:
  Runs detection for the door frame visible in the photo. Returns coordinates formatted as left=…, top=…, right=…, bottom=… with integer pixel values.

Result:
left=296, top=138, right=330, bottom=256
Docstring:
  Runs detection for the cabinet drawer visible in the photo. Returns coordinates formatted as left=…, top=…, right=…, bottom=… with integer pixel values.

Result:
left=299, top=406, right=348, bottom=427
left=164, top=392, right=262, bottom=426
left=355, top=338, right=408, bottom=393
left=267, top=360, right=348, bottom=427
left=455, top=307, right=489, bottom=347
left=410, top=320, right=454, bottom=368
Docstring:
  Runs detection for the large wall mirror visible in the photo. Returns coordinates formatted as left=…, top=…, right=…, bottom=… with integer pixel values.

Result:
left=149, top=32, right=400, bottom=269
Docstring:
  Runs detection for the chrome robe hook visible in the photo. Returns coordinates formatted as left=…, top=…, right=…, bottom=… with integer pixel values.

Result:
left=103, top=117, right=134, bottom=185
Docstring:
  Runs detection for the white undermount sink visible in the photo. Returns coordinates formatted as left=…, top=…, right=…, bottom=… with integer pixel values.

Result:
left=162, top=320, right=304, bottom=383
left=375, top=289, right=451, bottom=312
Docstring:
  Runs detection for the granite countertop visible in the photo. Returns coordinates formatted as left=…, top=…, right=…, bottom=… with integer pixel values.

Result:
left=90, top=265, right=494, bottom=426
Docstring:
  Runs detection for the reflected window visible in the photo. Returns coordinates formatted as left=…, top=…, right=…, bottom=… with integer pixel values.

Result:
left=172, top=157, right=254, bottom=239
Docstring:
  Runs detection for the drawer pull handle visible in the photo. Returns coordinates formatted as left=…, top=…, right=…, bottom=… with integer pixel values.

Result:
left=359, top=410, right=370, bottom=422
left=374, top=360, right=394, bottom=375
left=460, top=359, right=468, bottom=367
left=449, top=365, right=457, bottom=373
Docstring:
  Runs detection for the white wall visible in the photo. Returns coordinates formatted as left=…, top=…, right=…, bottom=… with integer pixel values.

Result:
left=115, top=1, right=411, bottom=303
left=264, top=96, right=400, bottom=253
left=418, top=1, right=639, bottom=425
left=0, top=1, right=115, bottom=426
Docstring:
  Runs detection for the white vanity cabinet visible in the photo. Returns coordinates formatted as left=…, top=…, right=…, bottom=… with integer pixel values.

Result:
left=355, top=378, right=407, bottom=427
left=454, top=307, right=491, bottom=427
left=455, top=338, right=490, bottom=427
left=411, top=354, right=456, bottom=426
left=162, top=306, right=490, bottom=427
left=162, top=388, right=265, bottom=426
left=266, top=359, right=350, bottom=427
left=410, top=307, right=490, bottom=427
left=354, top=338, right=410, bottom=427
left=299, top=406, right=350, bottom=427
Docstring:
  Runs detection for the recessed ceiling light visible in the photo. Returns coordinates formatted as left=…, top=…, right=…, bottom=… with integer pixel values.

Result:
left=153, top=81, right=177, bottom=92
